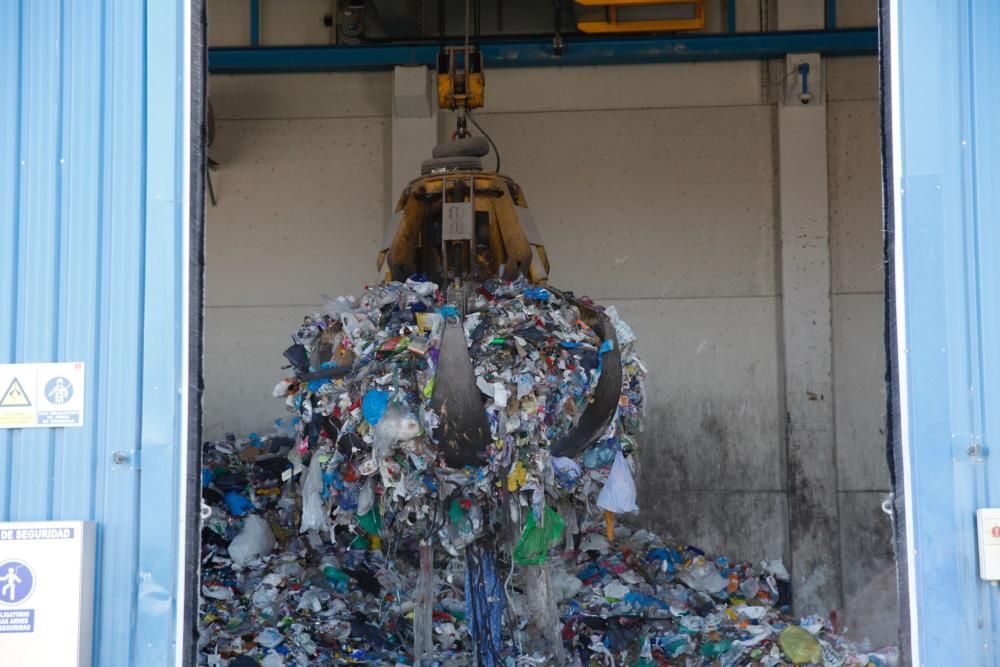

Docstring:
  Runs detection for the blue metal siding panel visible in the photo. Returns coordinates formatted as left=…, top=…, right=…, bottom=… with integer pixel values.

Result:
left=54, top=0, right=104, bottom=525
left=0, top=0, right=23, bottom=522
left=970, top=0, right=1000, bottom=514
left=895, top=0, right=1000, bottom=663
left=136, top=0, right=185, bottom=661
left=94, top=2, right=147, bottom=664
left=967, top=0, right=1000, bottom=656
left=0, top=1, right=188, bottom=664
left=10, top=0, right=62, bottom=521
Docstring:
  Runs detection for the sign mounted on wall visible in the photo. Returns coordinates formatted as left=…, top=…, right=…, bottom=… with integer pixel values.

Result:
left=0, top=363, right=85, bottom=429
left=0, top=522, right=96, bottom=667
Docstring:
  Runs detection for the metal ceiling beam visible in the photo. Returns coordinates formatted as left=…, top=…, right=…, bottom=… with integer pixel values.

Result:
left=208, top=28, right=877, bottom=73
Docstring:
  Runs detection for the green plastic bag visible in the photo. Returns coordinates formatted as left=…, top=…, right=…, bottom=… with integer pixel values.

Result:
left=699, top=639, right=734, bottom=658
left=357, top=507, right=382, bottom=535
left=448, top=499, right=470, bottom=533
left=513, top=506, right=564, bottom=565
left=778, top=625, right=822, bottom=664
left=323, top=564, right=350, bottom=584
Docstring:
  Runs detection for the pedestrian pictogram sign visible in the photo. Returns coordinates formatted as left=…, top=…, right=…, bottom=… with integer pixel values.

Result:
left=0, top=363, right=84, bottom=428
left=0, top=379, right=30, bottom=408
left=0, top=560, right=34, bottom=606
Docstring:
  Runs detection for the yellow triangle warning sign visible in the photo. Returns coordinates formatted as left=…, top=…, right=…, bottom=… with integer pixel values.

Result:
left=0, top=378, right=31, bottom=408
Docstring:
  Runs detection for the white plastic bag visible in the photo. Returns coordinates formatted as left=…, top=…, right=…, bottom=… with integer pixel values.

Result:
left=678, top=557, right=727, bottom=593
left=551, top=567, right=583, bottom=601
left=261, top=650, right=285, bottom=667
left=373, top=403, right=421, bottom=456
left=521, top=562, right=568, bottom=663
left=300, top=451, right=327, bottom=533
left=356, top=478, right=375, bottom=516
left=605, top=305, right=637, bottom=346
left=228, top=515, right=276, bottom=566
left=405, top=277, right=439, bottom=298
left=597, top=451, right=638, bottom=514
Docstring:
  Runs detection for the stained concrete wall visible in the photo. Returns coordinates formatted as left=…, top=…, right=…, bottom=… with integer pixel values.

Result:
left=468, top=65, right=787, bottom=570
left=827, top=55, right=895, bottom=646
left=204, top=0, right=895, bottom=648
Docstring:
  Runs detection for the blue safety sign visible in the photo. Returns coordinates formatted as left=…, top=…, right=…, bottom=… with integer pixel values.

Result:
left=0, top=561, right=34, bottom=605
left=43, top=377, right=73, bottom=406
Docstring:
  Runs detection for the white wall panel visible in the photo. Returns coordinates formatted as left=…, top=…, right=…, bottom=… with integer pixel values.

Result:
left=204, top=305, right=321, bottom=439
left=829, top=99, right=883, bottom=294
left=210, top=73, right=391, bottom=120
left=206, top=117, right=387, bottom=307
left=481, top=62, right=764, bottom=113
left=827, top=56, right=879, bottom=102
left=476, top=105, right=777, bottom=301
left=833, top=293, right=889, bottom=491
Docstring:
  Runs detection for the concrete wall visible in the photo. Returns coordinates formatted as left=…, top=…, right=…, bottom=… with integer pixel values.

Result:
left=204, top=0, right=895, bottom=648
left=827, top=55, right=895, bottom=646
left=205, top=71, right=390, bottom=438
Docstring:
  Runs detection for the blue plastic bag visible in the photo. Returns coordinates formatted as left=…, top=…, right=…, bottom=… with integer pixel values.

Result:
left=362, top=389, right=389, bottom=425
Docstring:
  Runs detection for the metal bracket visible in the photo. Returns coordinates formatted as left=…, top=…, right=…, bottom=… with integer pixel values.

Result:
left=784, top=52, right=822, bottom=106
left=952, top=433, right=987, bottom=464
left=440, top=174, right=476, bottom=280
left=111, top=449, right=141, bottom=470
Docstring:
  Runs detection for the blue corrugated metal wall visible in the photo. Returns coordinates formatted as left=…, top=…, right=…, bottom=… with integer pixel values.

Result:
left=893, top=0, right=1000, bottom=664
left=0, top=1, right=189, bottom=664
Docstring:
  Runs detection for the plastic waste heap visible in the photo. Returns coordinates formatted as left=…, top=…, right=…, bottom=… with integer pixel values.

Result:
left=199, top=277, right=897, bottom=666
left=199, top=132, right=895, bottom=667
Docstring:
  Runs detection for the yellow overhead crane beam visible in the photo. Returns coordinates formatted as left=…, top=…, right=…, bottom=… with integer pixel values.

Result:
left=576, top=0, right=705, bottom=34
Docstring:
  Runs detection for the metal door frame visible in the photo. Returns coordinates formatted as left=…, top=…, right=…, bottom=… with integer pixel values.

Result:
left=886, top=0, right=1000, bottom=664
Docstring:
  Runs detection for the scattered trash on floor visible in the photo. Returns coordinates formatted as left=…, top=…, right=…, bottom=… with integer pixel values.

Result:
left=199, top=277, right=897, bottom=666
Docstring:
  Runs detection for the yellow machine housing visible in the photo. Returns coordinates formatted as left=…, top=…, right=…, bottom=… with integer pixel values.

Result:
left=376, top=165, right=622, bottom=467
left=436, top=47, right=485, bottom=111
left=378, top=170, right=549, bottom=286
left=575, top=0, right=705, bottom=33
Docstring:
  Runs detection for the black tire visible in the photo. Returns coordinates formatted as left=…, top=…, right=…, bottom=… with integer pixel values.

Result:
left=431, top=136, right=490, bottom=158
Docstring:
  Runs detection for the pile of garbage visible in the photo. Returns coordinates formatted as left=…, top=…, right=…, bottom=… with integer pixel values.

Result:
left=199, top=436, right=896, bottom=666
left=265, top=277, right=645, bottom=560
left=198, top=277, right=897, bottom=665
